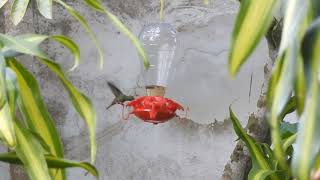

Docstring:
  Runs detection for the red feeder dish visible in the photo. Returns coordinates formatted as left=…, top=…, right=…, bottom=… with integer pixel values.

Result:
left=127, top=96, right=184, bottom=124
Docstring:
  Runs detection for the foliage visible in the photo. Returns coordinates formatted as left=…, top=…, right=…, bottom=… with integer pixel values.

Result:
left=0, top=0, right=153, bottom=179
left=229, top=0, right=320, bottom=179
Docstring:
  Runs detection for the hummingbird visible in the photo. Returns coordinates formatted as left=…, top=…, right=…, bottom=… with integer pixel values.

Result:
left=106, top=81, right=135, bottom=110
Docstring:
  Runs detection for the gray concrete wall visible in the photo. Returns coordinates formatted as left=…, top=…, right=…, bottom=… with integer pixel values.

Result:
left=0, top=0, right=269, bottom=179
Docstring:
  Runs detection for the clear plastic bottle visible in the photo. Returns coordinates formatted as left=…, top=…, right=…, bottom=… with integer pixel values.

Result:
left=138, top=23, right=178, bottom=96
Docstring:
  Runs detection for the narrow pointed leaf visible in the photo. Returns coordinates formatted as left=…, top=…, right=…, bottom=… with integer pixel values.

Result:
left=0, top=55, right=7, bottom=109
left=280, top=121, right=298, bottom=136
left=295, top=55, right=306, bottom=115
left=1, top=34, right=81, bottom=72
left=0, top=55, right=16, bottom=148
left=229, top=107, right=275, bottom=180
left=4, top=35, right=96, bottom=164
left=278, top=0, right=309, bottom=55
left=83, top=0, right=150, bottom=69
left=29, top=131, right=52, bottom=153
left=0, top=103, right=17, bottom=148
left=282, top=133, right=297, bottom=152
left=292, top=18, right=320, bottom=180
left=39, top=58, right=96, bottom=163
left=5, top=67, right=19, bottom=115
left=11, top=0, right=30, bottom=25
left=249, top=169, right=276, bottom=180
left=270, top=0, right=308, bottom=169
left=261, top=143, right=274, bottom=161
left=272, top=48, right=298, bottom=116
left=315, top=153, right=320, bottom=169
left=51, top=35, right=80, bottom=71
left=309, top=0, right=320, bottom=19
left=36, top=0, right=53, bottom=19
left=228, top=0, right=277, bottom=76
left=0, top=34, right=48, bottom=58
left=14, top=121, right=51, bottom=180
left=267, top=54, right=285, bottom=106
left=160, top=0, right=164, bottom=21
left=7, top=58, right=66, bottom=179
left=82, top=0, right=104, bottom=12
left=292, top=78, right=320, bottom=179
left=0, top=152, right=99, bottom=178
left=54, top=0, right=104, bottom=68
left=17, top=34, right=49, bottom=46
left=270, top=44, right=298, bottom=170
left=279, top=96, right=296, bottom=121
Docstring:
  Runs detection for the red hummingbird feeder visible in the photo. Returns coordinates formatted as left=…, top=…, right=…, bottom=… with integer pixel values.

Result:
left=127, top=96, right=184, bottom=124
left=125, top=23, right=185, bottom=124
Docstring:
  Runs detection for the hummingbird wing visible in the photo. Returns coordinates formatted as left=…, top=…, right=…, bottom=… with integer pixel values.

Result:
left=107, top=81, right=123, bottom=97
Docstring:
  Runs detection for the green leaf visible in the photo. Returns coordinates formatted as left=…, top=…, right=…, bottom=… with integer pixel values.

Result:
left=17, top=34, right=49, bottom=46
left=249, top=169, right=276, bottom=180
left=0, top=55, right=16, bottom=148
left=0, top=55, right=7, bottom=109
left=295, top=55, right=306, bottom=115
left=229, top=107, right=276, bottom=180
left=82, top=0, right=104, bottom=12
left=292, top=17, right=320, bottom=180
left=51, top=35, right=80, bottom=71
left=0, top=0, right=8, bottom=9
left=29, top=131, right=52, bottom=153
left=278, top=0, right=309, bottom=55
left=260, top=143, right=277, bottom=169
left=260, top=143, right=274, bottom=161
left=228, top=0, right=277, bottom=76
left=292, top=79, right=320, bottom=179
left=36, top=0, right=53, bottom=19
left=7, top=58, right=66, bottom=179
left=278, top=96, right=296, bottom=121
left=0, top=152, right=99, bottom=178
left=2, top=34, right=48, bottom=58
left=267, top=54, right=285, bottom=106
left=314, top=153, right=320, bottom=170
left=3, top=35, right=96, bottom=163
left=0, top=97, right=16, bottom=148
left=54, top=0, right=104, bottom=69
left=270, top=44, right=298, bottom=171
left=0, top=34, right=81, bottom=71
left=83, top=0, right=150, bottom=69
left=280, top=122, right=298, bottom=136
left=11, top=0, right=31, bottom=25
left=39, top=58, right=97, bottom=163
left=5, top=67, right=19, bottom=115
left=0, top=34, right=48, bottom=59
left=309, top=0, right=320, bottom=19
left=282, top=133, right=297, bottom=153
left=271, top=48, right=297, bottom=117
left=14, top=120, right=51, bottom=180
left=17, top=34, right=79, bottom=70
left=269, top=1, right=309, bottom=170
left=160, top=0, right=164, bottom=21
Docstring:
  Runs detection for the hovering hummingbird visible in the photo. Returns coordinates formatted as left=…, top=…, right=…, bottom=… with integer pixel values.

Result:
left=106, top=81, right=135, bottom=110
